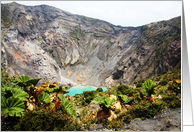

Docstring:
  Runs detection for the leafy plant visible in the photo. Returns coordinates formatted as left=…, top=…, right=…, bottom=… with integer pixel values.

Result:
left=1, top=87, right=29, bottom=117
left=92, top=95, right=116, bottom=108
left=118, top=94, right=133, bottom=104
left=1, top=96, right=26, bottom=117
left=11, top=88, right=29, bottom=101
left=91, top=95, right=106, bottom=105
left=14, top=75, right=42, bottom=89
left=46, top=86, right=69, bottom=94
left=102, top=97, right=116, bottom=108
left=140, top=89, right=148, bottom=97
left=38, top=91, right=51, bottom=104
left=159, top=80, right=168, bottom=86
left=134, top=93, right=139, bottom=103
left=142, top=79, right=157, bottom=97
left=58, top=94, right=76, bottom=117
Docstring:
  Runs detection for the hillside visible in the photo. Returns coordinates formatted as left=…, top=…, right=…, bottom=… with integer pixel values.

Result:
left=1, top=2, right=181, bottom=87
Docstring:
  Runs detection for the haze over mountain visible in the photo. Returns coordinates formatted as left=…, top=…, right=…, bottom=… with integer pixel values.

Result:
left=1, top=2, right=181, bottom=87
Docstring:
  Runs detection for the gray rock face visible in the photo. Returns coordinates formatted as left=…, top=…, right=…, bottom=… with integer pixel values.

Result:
left=1, top=2, right=181, bottom=87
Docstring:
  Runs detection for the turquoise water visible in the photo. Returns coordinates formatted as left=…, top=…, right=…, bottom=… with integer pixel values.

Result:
left=66, top=85, right=108, bottom=97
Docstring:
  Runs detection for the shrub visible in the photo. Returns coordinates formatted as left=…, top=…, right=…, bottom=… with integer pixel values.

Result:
left=83, top=91, right=95, bottom=98
left=162, top=71, right=168, bottom=74
left=122, top=108, right=133, bottom=124
left=117, top=85, right=134, bottom=96
left=159, top=80, right=168, bottom=86
left=96, top=87, right=103, bottom=92
left=13, top=108, right=82, bottom=131
left=117, top=85, right=129, bottom=93
left=134, top=81, right=137, bottom=84
left=156, top=76, right=161, bottom=81
left=83, top=91, right=96, bottom=104
left=168, top=84, right=181, bottom=95
left=134, top=100, right=166, bottom=119
left=106, top=119, right=124, bottom=129
left=158, top=87, right=165, bottom=94
left=162, top=93, right=181, bottom=108
left=136, top=83, right=142, bottom=88
left=1, top=115, right=21, bottom=131
left=123, top=114, right=133, bottom=124
left=138, top=79, right=145, bottom=83
left=79, top=107, right=97, bottom=130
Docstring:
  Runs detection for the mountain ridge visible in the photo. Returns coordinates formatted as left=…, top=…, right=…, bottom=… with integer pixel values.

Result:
left=1, top=2, right=181, bottom=87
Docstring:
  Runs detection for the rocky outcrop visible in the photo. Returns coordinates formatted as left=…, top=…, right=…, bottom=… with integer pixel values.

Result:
left=1, top=2, right=181, bottom=87
left=108, top=17, right=181, bottom=85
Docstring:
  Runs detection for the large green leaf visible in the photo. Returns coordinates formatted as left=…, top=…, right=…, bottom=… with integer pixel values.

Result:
left=118, top=94, right=133, bottom=103
left=134, top=93, right=139, bottom=103
left=14, top=75, right=42, bottom=88
left=60, top=98, right=76, bottom=117
left=12, top=88, right=29, bottom=101
left=1, top=87, right=29, bottom=101
left=1, top=96, right=25, bottom=117
left=91, top=95, right=106, bottom=105
left=38, top=92, right=51, bottom=104
left=142, top=79, right=156, bottom=97
left=104, top=97, right=116, bottom=108
left=58, top=94, right=66, bottom=101
left=27, top=78, right=42, bottom=86
left=16, top=75, right=31, bottom=82
left=1, top=86, right=12, bottom=98
left=45, top=86, right=69, bottom=94
left=141, top=89, right=148, bottom=96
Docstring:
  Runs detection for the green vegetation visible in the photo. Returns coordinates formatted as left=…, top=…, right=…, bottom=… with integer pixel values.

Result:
left=1, top=66, right=181, bottom=130
left=78, top=15, right=99, bottom=24
left=70, top=26, right=85, bottom=47
left=159, top=80, right=168, bottom=86
left=92, top=95, right=116, bottom=108
left=134, top=100, right=166, bottom=119
left=29, top=24, right=34, bottom=29
left=117, top=84, right=134, bottom=96
left=13, top=107, right=82, bottom=131
left=1, top=7, right=12, bottom=27
left=143, top=25, right=149, bottom=31
left=142, top=79, right=156, bottom=97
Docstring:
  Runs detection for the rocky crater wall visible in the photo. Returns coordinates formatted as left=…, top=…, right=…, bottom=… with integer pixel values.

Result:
left=1, top=2, right=181, bottom=87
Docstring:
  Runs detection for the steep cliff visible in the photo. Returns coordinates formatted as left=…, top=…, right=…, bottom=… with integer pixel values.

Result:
left=1, top=2, right=181, bottom=87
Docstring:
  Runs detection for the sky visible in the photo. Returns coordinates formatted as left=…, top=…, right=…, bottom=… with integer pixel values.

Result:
left=1, top=1, right=182, bottom=27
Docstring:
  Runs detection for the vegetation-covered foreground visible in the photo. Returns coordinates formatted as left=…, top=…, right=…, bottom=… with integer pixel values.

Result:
left=1, top=66, right=181, bottom=131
